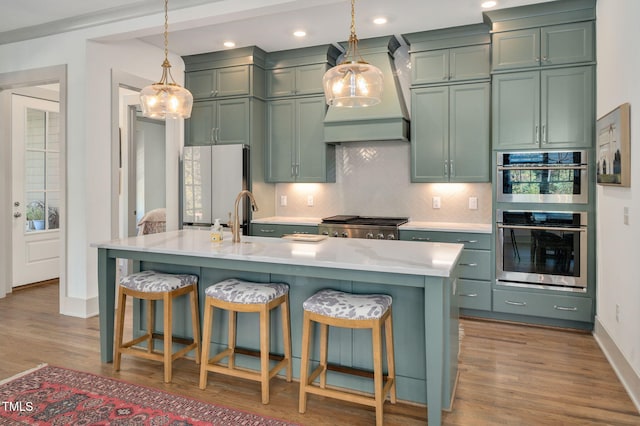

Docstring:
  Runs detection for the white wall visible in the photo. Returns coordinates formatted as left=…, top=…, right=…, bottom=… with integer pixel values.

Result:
left=0, top=22, right=184, bottom=316
left=595, top=0, right=640, bottom=409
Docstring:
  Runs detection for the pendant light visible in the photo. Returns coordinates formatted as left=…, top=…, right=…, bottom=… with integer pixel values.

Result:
left=322, top=0, right=383, bottom=108
left=140, top=0, right=193, bottom=119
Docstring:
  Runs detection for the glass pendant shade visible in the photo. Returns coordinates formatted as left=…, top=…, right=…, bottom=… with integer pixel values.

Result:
left=140, top=80, right=193, bottom=119
left=140, top=0, right=193, bottom=120
left=322, top=61, right=383, bottom=107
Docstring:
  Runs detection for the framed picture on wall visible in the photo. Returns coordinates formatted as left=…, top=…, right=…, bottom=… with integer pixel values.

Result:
left=596, top=103, right=631, bottom=187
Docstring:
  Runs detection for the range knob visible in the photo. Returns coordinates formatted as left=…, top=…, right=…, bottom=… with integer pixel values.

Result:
left=366, top=232, right=374, bottom=239
left=387, top=234, right=396, bottom=240
left=376, top=233, right=385, bottom=239
left=332, top=232, right=339, bottom=237
left=341, top=232, right=349, bottom=238
left=322, top=231, right=329, bottom=236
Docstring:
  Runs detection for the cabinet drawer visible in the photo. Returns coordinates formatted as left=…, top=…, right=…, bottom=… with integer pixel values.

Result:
left=458, top=250, right=490, bottom=280
left=457, top=279, right=491, bottom=311
left=493, top=289, right=593, bottom=323
left=400, top=230, right=490, bottom=250
left=251, top=224, right=318, bottom=238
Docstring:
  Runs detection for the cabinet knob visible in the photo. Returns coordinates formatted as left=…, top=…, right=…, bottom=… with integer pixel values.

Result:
left=542, top=56, right=548, bottom=62
left=535, top=57, right=541, bottom=62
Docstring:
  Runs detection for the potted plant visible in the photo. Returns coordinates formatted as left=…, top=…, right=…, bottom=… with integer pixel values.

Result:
left=26, top=201, right=45, bottom=230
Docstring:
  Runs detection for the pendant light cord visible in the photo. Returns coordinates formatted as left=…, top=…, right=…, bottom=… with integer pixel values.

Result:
left=163, top=0, right=169, bottom=62
left=346, top=0, right=363, bottom=64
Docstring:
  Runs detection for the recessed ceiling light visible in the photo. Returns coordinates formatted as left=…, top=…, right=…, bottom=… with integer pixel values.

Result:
left=373, top=17, right=387, bottom=25
left=293, top=30, right=307, bottom=37
left=481, top=1, right=497, bottom=8
left=223, top=41, right=236, bottom=48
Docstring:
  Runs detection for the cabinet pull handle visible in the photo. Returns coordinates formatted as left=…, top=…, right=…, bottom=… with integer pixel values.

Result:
left=459, top=263, right=478, bottom=267
left=505, top=300, right=526, bottom=307
left=535, top=125, right=539, bottom=144
left=542, top=125, right=547, bottom=144
left=554, top=305, right=577, bottom=312
left=291, top=164, right=295, bottom=177
left=411, top=237, right=431, bottom=241
left=444, top=161, right=448, bottom=176
left=535, top=56, right=540, bottom=62
left=542, top=56, right=548, bottom=62
left=450, top=160, right=454, bottom=177
left=210, top=128, right=215, bottom=142
left=457, top=239, right=478, bottom=243
left=459, top=293, right=478, bottom=297
left=260, top=228, right=276, bottom=233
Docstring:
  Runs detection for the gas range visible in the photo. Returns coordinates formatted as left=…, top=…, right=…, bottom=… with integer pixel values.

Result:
left=318, top=215, right=409, bottom=240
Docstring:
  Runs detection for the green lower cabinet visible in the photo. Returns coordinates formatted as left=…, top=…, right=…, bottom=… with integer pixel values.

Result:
left=251, top=223, right=318, bottom=237
left=457, top=279, right=491, bottom=311
left=458, top=249, right=491, bottom=281
left=493, top=288, right=593, bottom=322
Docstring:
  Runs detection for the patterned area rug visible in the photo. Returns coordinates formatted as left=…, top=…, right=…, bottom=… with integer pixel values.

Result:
left=0, top=365, right=297, bottom=425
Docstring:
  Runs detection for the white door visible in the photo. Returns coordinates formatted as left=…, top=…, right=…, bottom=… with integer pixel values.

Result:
left=11, top=95, right=60, bottom=287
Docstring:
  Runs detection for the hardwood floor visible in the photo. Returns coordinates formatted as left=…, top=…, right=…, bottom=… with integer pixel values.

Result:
left=1, top=282, right=638, bottom=425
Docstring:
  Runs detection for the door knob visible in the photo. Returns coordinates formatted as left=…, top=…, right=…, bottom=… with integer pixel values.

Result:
left=14, top=212, right=22, bottom=218
left=14, top=201, right=20, bottom=207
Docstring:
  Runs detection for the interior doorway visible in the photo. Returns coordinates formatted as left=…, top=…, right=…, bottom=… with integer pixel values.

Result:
left=0, top=65, right=67, bottom=300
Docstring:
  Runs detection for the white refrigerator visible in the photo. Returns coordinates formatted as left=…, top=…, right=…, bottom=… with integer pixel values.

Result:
left=182, top=144, right=249, bottom=230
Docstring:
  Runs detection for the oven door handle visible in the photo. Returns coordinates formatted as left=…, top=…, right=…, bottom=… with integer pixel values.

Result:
left=497, top=224, right=586, bottom=233
left=497, top=165, right=587, bottom=171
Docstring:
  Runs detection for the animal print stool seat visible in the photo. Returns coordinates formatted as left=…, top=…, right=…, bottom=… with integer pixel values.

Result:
left=114, top=270, right=201, bottom=383
left=199, top=279, right=292, bottom=404
left=298, top=289, right=396, bottom=426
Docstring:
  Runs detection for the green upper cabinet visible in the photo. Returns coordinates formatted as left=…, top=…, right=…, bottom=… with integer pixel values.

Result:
left=412, top=82, right=490, bottom=182
left=411, top=44, right=490, bottom=85
left=264, top=45, right=339, bottom=182
left=492, top=22, right=594, bottom=71
left=404, top=24, right=491, bottom=183
left=266, top=96, right=335, bottom=182
left=186, top=65, right=250, bottom=99
left=266, top=63, right=328, bottom=98
left=186, top=98, right=250, bottom=146
left=493, top=66, right=593, bottom=149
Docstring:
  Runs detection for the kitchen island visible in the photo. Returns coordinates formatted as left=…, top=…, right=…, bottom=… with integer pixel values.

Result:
left=95, top=229, right=463, bottom=425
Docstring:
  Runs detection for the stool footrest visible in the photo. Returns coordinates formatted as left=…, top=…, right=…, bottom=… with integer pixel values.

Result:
left=303, top=384, right=385, bottom=408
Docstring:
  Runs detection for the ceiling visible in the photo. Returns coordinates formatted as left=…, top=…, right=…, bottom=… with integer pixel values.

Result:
left=1, top=0, right=555, bottom=56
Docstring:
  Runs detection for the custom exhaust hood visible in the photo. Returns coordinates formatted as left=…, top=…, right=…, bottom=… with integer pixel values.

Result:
left=324, top=36, right=410, bottom=143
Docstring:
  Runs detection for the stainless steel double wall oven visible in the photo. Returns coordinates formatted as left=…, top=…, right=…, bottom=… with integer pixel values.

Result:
left=496, top=150, right=589, bottom=292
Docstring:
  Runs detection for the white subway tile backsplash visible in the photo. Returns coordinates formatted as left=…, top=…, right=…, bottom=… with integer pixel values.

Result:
left=275, top=141, right=491, bottom=223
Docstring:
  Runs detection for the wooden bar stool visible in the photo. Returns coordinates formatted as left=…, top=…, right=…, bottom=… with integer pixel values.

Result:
left=199, top=278, right=292, bottom=404
left=299, top=289, right=396, bottom=426
left=113, top=270, right=201, bottom=383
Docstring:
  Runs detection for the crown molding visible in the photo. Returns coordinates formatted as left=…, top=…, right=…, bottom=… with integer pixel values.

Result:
left=0, top=0, right=220, bottom=46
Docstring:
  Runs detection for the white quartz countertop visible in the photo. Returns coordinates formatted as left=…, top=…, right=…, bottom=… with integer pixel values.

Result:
left=401, top=221, right=492, bottom=234
left=93, top=229, right=463, bottom=278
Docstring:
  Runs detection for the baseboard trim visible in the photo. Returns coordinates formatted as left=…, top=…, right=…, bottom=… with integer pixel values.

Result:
left=593, top=316, right=640, bottom=413
left=60, top=295, right=99, bottom=318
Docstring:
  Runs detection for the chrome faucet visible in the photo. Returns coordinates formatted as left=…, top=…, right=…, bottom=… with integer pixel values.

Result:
left=232, top=190, right=258, bottom=243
